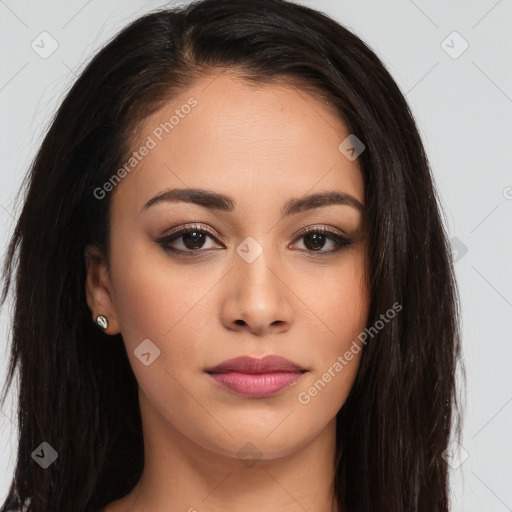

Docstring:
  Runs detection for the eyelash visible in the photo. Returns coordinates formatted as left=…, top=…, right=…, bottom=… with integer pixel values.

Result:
left=155, top=223, right=355, bottom=257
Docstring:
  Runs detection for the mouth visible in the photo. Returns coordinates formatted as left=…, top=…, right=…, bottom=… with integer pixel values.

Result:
left=205, top=355, right=308, bottom=398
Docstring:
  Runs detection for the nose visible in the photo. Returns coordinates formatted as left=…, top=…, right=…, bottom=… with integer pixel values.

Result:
left=220, top=245, right=293, bottom=336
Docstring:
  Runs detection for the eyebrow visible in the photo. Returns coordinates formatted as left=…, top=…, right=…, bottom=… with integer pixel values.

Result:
left=141, top=188, right=365, bottom=217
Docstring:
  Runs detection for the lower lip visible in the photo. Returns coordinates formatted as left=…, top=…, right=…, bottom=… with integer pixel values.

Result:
left=207, top=371, right=305, bottom=398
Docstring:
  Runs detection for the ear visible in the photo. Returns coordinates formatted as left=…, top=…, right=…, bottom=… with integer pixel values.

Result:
left=84, top=244, right=121, bottom=335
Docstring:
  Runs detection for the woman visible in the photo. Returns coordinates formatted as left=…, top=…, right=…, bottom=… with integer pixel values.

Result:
left=0, top=0, right=464, bottom=510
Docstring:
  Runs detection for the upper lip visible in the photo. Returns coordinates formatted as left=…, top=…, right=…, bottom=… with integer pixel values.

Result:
left=205, top=355, right=306, bottom=374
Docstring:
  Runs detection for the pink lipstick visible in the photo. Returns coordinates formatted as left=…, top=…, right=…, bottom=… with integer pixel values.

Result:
left=205, top=355, right=307, bottom=398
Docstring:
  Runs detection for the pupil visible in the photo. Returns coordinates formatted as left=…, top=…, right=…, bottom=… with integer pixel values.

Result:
left=181, top=231, right=328, bottom=251
left=183, top=231, right=205, bottom=249
left=304, top=232, right=325, bottom=251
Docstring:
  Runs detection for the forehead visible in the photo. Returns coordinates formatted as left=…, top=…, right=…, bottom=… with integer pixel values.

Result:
left=111, top=72, right=364, bottom=215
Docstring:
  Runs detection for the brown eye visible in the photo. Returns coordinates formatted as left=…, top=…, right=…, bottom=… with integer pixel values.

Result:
left=156, top=224, right=223, bottom=256
left=292, top=226, right=354, bottom=255
left=303, top=231, right=328, bottom=251
left=179, top=229, right=208, bottom=250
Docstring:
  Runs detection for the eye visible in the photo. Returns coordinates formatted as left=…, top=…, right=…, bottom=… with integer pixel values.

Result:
left=156, top=223, right=223, bottom=256
left=156, top=223, right=355, bottom=257
left=290, top=226, right=355, bottom=255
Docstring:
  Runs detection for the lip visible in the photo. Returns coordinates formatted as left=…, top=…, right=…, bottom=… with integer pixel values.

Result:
left=205, top=355, right=306, bottom=374
left=205, top=355, right=307, bottom=398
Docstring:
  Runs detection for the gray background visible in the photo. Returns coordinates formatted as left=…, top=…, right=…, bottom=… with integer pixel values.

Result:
left=1, top=1, right=511, bottom=510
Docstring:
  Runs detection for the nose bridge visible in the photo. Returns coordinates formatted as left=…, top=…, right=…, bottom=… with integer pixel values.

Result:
left=223, top=234, right=292, bottom=333
left=234, top=235, right=279, bottom=297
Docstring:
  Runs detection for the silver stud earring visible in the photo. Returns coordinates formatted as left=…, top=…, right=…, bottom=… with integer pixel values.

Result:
left=95, top=315, right=108, bottom=330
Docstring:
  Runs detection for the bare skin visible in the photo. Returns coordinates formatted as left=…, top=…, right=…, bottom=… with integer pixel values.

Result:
left=85, top=71, right=369, bottom=512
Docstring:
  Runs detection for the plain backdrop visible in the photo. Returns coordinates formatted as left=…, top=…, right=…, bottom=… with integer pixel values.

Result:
left=1, top=1, right=511, bottom=510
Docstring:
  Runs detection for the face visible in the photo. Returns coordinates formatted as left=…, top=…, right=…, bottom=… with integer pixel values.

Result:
left=86, top=71, right=370, bottom=463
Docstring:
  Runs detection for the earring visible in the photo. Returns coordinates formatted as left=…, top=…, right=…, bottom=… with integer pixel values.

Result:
left=95, top=315, right=109, bottom=330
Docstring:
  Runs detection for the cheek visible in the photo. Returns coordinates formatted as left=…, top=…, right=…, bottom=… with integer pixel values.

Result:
left=295, top=250, right=369, bottom=345
left=292, top=253, right=368, bottom=413
left=109, top=253, right=211, bottom=420
left=295, top=354, right=361, bottom=435
left=108, top=237, right=211, bottom=368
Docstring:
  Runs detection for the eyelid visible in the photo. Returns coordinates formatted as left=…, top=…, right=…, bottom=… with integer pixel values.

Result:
left=289, top=224, right=355, bottom=251
left=156, top=222, right=357, bottom=256
left=292, top=223, right=349, bottom=239
left=160, top=222, right=224, bottom=243
left=159, top=222, right=349, bottom=243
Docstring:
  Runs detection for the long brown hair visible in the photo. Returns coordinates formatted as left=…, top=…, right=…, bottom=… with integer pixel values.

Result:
left=1, top=1, right=465, bottom=510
